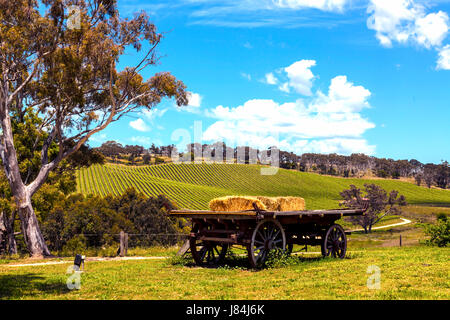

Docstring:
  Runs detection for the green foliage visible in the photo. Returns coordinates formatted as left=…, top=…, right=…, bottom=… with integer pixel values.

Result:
left=263, top=249, right=300, bottom=269
left=41, top=188, right=180, bottom=254
left=61, top=235, right=87, bottom=257
left=167, top=253, right=193, bottom=267
left=424, top=216, right=450, bottom=247
left=436, top=212, right=448, bottom=221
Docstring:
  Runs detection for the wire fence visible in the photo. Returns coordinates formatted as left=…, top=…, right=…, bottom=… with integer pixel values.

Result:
left=61, top=231, right=190, bottom=257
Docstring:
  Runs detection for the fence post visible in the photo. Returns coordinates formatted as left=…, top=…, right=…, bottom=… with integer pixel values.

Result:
left=124, top=232, right=128, bottom=256
left=399, top=235, right=402, bottom=247
left=119, top=231, right=125, bottom=257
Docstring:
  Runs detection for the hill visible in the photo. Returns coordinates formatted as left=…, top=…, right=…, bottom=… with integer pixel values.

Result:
left=76, top=163, right=450, bottom=210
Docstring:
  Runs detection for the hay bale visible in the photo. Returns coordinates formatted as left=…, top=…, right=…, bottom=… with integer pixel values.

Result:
left=208, top=196, right=305, bottom=212
left=208, top=196, right=267, bottom=212
left=257, top=196, right=306, bottom=211
left=275, top=196, right=305, bottom=211
left=256, top=196, right=279, bottom=211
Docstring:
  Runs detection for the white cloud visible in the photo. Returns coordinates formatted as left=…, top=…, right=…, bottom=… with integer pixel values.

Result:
left=415, top=11, right=449, bottom=49
left=241, top=72, right=252, bottom=80
left=367, top=0, right=450, bottom=48
left=188, top=92, right=202, bottom=107
left=367, top=0, right=420, bottom=48
left=288, top=138, right=376, bottom=155
left=265, top=60, right=316, bottom=95
left=203, top=66, right=375, bottom=155
left=278, top=82, right=290, bottom=93
left=88, top=133, right=107, bottom=144
left=283, top=59, right=316, bottom=96
left=129, top=118, right=151, bottom=132
left=273, top=0, right=347, bottom=12
left=141, top=108, right=168, bottom=121
left=178, top=92, right=203, bottom=113
left=243, top=41, right=253, bottom=49
left=130, top=136, right=152, bottom=147
left=311, top=75, right=371, bottom=113
left=367, top=0, right=450, bottom=67
left=265, top=72, right=278, bottom=85
left=437, top=44, right=450, bottom=69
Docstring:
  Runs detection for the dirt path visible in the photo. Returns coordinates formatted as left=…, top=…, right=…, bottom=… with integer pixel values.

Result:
left=348, top=218, right=412, bottom=232
left=3, top=256, right=167, bottom=268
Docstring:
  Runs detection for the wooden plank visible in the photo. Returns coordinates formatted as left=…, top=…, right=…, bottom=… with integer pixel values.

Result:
left=169, top=213, right=258, bottom=220
left=170, top=208, right=365, bottom=219
left=176, top=239, right=190, bottom=256
left=198, top=236, right=236, bottom=243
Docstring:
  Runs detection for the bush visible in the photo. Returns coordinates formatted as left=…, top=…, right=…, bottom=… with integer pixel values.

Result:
left=263, top=249, right=299, bottom=269
left=42, top=188, right=182, bottom=253
left=424, top=218, right=450, bottom=247
left=61, top=235, right=87, bottom=256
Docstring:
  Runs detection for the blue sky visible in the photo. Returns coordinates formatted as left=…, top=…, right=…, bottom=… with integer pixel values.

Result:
left=87, top=0, right=450, bottom=164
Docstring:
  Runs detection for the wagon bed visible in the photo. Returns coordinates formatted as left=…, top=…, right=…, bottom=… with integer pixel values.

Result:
left=171, top=208, right=366, bottom=219
left=170, top=203, right=367, bottom=268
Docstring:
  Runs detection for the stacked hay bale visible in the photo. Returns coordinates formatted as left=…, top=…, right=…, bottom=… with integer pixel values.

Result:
left=209, top=196, right=267, bottom=212
left=274, top=196, right=306, bottom=211
left=208, top=196, right=305, bottom=212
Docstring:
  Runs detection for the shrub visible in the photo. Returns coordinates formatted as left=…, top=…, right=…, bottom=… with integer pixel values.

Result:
left=263, top=249, right=299, bottom=268
left=61, top=235, right=87, bottom=256
left=424, top=218, right=450, bottom=247
left=42, top=188, right=181, bottom=253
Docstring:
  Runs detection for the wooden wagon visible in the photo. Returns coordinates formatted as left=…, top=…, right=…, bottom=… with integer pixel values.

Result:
left=170, top=203, right=368, bottom=268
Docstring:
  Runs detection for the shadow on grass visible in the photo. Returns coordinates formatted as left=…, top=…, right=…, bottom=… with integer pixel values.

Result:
left=168, top=250, right=352, bottom=271
left=0, top=273, right=70, bottom=299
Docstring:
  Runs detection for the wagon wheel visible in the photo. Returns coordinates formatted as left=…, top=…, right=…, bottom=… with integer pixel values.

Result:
left=247, top=219, right=286, bottom=268
left=321, top=224, right=347, bottom=259
left=189, top=223, right=228, bottom=267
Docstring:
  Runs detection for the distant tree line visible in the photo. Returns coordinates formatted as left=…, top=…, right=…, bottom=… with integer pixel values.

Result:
left=95, top=141, right=449, bottom=190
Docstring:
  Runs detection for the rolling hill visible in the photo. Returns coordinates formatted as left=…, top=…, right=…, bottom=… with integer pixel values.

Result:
left=76, top=163, right=450, bottom=210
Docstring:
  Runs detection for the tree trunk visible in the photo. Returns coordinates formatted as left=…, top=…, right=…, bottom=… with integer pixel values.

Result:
left=17, top=200, right=51, bottom=257
left=0, top=211, right=6, bottom=254
left=8, top=210, right=17, bottom=254
left=0, top=210, right=17, bottom=254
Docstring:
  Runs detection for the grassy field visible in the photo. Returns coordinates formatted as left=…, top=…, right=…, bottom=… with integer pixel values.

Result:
left=1, top=246, right=448, bottom=300
left=76, top=163, right=450, bottom=209
left=2, top=163, right=442, bottom=300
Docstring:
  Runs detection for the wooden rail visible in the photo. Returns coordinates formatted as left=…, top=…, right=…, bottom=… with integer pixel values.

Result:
left=170, top=208, right=366, bottom=219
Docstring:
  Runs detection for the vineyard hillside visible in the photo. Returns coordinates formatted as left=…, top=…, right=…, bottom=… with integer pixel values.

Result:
left=76, top=163, right=450, bottom=210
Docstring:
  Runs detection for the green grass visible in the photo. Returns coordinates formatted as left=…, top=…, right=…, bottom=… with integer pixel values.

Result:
left=76, top=163, right=450, bottom=210
left=1, top=246, right=448, bottom=299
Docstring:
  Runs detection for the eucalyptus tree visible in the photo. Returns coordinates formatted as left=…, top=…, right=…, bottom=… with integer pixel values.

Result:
left=340, top=184, right=407, bottom=233
left=0, top=0, right=188, bottom=256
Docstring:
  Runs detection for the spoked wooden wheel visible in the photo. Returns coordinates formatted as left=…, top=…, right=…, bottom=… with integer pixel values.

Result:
left=247, top=219, right=286, bottom=268
left=190, top=224, right=228, bottom=267
left=321, top=224, right=347, bottom=259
